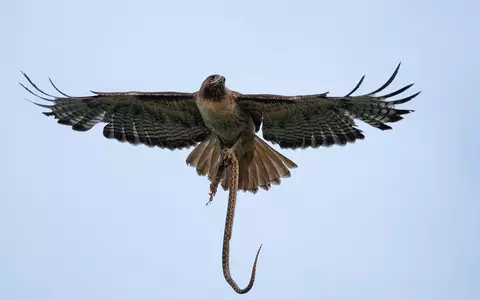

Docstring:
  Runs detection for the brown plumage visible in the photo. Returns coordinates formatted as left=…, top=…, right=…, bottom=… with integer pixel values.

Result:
left=22, top=63, right=419, bottom=294
left=21, top=64, right=418, bottom=193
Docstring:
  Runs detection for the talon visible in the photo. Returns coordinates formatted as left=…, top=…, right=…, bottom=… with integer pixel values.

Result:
left=208, top=170, right=221, bottom=206
left=222, top=149, right=234, bottom=164
left=206, top=149, right=230, bottom=207
left=207, top=190, right=216, bottom=206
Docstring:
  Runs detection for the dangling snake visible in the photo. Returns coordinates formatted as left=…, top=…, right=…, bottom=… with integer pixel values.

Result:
left=209, top=149, right=262, bottom=294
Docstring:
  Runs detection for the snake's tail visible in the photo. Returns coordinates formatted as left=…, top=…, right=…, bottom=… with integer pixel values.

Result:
left=224, top=244, right=263, bottom=294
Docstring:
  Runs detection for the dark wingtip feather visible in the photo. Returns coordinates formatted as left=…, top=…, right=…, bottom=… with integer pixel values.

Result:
left=390, top=91, right=421, bottom=105
left=362, top=63, right=401, bottom=96
left=388, top=115, right=404, bottom=123
left=49, top=78, right=71, bottom=97
left=30, top=100, right=55, bottom=118
left=395, top=109, right=414, bottom=115
left=25, top=98, right=53, bottom=109
left=20, top=83, right=55, bottom=102
left=21, top=72, right=57, bottom=98
left=377, top=123, right=393, bottom=130
left=71, top=123, right=92, bottom=131
left=382, top=83, right=414, bottom=99
left=356, top=130, right=366, bottom=139
left=345, top=75, right=365, bottom=97
left=58, top=119, right=74, bottom=126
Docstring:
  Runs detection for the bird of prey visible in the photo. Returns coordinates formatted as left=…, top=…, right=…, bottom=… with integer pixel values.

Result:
left=21, top=63, right=419, bottom=294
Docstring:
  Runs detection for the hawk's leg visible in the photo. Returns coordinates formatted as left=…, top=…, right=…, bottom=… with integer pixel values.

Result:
left=207, top=155, right=225, bottom=206
left=206, top=142, right=240, bottom=205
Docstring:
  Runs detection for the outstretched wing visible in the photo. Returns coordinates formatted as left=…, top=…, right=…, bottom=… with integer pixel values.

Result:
left=21, top=73, right=211, bottom=149
left=236, top=63, right=420, bottom=149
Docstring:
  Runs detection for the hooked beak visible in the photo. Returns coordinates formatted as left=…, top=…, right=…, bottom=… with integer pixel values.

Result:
left=212, top=75, right=225, bottom=84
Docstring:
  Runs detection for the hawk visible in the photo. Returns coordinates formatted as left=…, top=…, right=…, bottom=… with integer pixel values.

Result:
left=21, top=63, right=419, bottom=293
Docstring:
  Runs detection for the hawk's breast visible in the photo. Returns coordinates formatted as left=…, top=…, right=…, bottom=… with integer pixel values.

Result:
left=196, top=98, right=251, bottom=143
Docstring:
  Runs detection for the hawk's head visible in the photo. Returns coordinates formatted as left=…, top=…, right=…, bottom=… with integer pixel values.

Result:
left=199, top=74, right=226, bottom=100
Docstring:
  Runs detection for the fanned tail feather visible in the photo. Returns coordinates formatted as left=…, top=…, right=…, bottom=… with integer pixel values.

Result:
left=186, top=136, right=297, bottom=193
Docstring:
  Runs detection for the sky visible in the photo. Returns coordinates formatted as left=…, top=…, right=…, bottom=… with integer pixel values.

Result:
left=2, top=0, right=479, bottom=299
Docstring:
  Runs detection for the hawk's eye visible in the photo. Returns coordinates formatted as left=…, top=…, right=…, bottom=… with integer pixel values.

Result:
left=208, top=75, right=216, bottom=81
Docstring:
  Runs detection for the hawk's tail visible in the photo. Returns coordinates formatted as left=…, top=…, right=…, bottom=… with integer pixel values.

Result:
left=186, top=135, right=297, bottom=193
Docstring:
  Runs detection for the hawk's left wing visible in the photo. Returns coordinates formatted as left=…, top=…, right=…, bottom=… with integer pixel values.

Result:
left=236, top=64, right=420, bottom=149
left=21, top=73, right=210, bottom=149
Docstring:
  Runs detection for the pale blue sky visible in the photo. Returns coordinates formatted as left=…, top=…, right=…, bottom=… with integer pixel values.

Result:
left=2, top=0, right=479, bottom=299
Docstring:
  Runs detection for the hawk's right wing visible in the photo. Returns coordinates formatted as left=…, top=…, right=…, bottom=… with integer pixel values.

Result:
left=21, top=73, right=211, bottom=150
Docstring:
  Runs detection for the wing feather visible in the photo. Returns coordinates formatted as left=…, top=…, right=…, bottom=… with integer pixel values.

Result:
left=236, top=64, right=419, bottom=149
left=22, top=74, right=210, bottom=150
